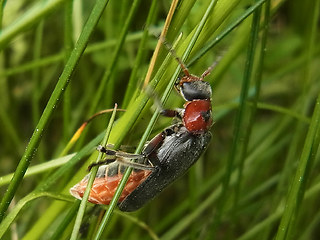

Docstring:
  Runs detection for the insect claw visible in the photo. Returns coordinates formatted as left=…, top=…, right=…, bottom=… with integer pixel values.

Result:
left=87, top=163, right=94, bottom=172
left=96, top=145, right=104, bottom=152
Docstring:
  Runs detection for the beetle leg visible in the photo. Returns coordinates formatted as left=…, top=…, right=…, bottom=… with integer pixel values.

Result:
left=142, top=125, right=180, bottom=167
left=88, top=157, right=116, bottom=171
left=104, top=143, right=136, bottom=152
left=142, top=131, right=166, bottom=161
left=146, top=151, right=161, bottom=170
left=144, top=85, right=183, bottom=120
left=200, top=56, right=222, bottom=80
left=160, top=108, right=184, bottom=119
left=97, top=146, right=143, bottom=159
left=89, top=145, right=155, bottom=171
left=115, top=157, right=155, bottom=171
left=88, top=156, right=155, bottom=171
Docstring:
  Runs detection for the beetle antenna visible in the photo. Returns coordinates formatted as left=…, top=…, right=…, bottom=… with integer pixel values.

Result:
left=158, top=35, right=190, bottom=77
left=200, top=56, right=222, bottom=80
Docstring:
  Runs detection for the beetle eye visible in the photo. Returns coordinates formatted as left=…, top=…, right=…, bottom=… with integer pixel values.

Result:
left=181, top=81, right=212, bottom=101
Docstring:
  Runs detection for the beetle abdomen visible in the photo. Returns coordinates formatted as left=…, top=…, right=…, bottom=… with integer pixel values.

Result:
left=70, top=162, right=152, bottom=205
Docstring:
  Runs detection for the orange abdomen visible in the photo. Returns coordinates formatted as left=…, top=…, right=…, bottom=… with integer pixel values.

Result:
left=70, top=170, right=152, bottom=205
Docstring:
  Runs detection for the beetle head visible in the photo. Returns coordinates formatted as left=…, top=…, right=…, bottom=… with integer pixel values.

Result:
left=178, top=76, right=212, bottom=101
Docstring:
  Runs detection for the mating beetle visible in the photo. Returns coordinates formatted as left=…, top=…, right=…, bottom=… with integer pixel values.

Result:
left=70, top=52, right=217, bottom=212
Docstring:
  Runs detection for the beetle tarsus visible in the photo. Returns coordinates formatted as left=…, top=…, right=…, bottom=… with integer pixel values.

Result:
left=88, top=158, right=115, bottom=171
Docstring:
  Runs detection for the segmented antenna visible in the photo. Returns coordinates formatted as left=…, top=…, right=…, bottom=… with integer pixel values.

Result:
left=200, top=56, right=222, bottom=80
left=153, top=30, right=222, bottom=83
left=158, top=35, right=221, bottom=81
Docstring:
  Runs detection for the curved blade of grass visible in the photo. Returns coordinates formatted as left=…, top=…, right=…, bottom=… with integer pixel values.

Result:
left=61, top=108, right=126, bottom=156
left=0, top=192, right=73, bottom=238
left=0, top=153, right=76, bottom=187
left=1, top=30, right=154, bottom=77
left=0, top=0, right=110, bottom=223
left=70, top=104, right=118, bottom=240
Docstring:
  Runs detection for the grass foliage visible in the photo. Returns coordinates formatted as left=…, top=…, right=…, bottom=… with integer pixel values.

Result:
left=0, top=0, right=320, bottom=239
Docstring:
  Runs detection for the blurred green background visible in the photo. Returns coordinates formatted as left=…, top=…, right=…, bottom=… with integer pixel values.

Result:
left=0, top=0, right=319, bottom=239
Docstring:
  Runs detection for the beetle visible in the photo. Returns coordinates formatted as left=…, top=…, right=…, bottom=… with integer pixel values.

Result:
left=70, top=52, right=217, bottom=212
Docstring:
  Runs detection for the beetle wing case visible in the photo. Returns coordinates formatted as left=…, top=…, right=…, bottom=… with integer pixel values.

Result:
left=119, top=125, right=212, bottom=212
